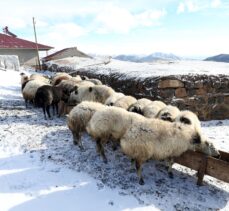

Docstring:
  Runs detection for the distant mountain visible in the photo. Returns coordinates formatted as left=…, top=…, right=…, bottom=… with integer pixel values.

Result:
left=113, top=52, right=181, bottom=63
left=204, top=54, right=229, bottom=63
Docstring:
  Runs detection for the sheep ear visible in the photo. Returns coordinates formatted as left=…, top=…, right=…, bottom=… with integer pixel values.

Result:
left=192, top=133, right=201, bottom=144
left=89, top=87, right=93, bottom=92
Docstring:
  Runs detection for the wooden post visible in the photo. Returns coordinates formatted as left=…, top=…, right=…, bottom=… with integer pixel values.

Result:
left=33, top=17, right=41, bottom=71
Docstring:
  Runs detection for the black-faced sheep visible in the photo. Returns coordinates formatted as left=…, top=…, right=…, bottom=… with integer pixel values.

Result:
left=67, top=101, right=106, bottom=149
left=142, top=101, right=167, bottom=118
left=69, top=85, right=115, bottom=105
left=120, top=118, right=203, bottom=185
left=113, top=95, right=137, bottom=110
left=105, top=92, right=125, bottom=106
left=86, top=106, right=145, bottom=163
left=156, top=105, right=180, bottom=122
left=128, top=98, right=153, bottom=114
left=34, top=85, right=68, bottom=119
left=175, top=110, right=220, bottom=158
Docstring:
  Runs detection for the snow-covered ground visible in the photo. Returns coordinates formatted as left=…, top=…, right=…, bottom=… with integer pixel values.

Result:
left=47, top=57, right=229, bottom=78
left=0, top=69, right=228, bottom=211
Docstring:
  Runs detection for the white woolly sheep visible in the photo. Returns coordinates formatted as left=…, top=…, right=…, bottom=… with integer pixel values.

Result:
left=86, top=106, right=145, bottom=163
left=120, top=118, right=203, bottom=185
left=84, top=78, right=102, bottom=85
left=69, top=85, right=115, bottom=105
left=142, top=101, right=167, bottom=118
left=51, top=72, right=72, bottom=86
left=56, top=80, right=95, bottom=116
left=128, top=98, right=153, bottom=114
left=175, top=110, right=220, bottom=158
left=22, top=79, right=49, bottom=107
left=113, top=95, right=137, bottom=110
left=175, top=110, right=201, bottom=132
left=30, top=74, right=50, bottom=84
left=156, top=105, right=180, bottom=122
left=105, top=92, right=125, bottom=106
left=67, top=101, right=106, bottom=149
left=20, top=73, right=30, bottom=89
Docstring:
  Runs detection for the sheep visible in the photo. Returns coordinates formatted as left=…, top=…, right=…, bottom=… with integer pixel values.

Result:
left=128, top=98, right=153, bottom=114
left=175, top=110, right=201, bottom=133
left=56, top=80, right=95, bottom=116
left=84, top=78, right=102, bottom=85
left=156, top=105, right=180, bottom=122
left=34, top=85, right=68, bottom=119
left=67, top=101, right=106, bottom=149
left=69, top=85, right=115, bottom=105
left=175, top=110, right=220, bottom=158
left=30, top=74, right=50, bottom=84
left=142, top=101, right=167, bottom=118
left=86, top=106, right=145, bottom=163
left=120, top=118, right=203, bottom=185
left=105, top=92, right=125, bottom=106
left=113, top=95, right=137, bottom=110
left=20, top=73, right=30, bottom=90
left=22, top=79, right=49, bottom=107
left=51, top=72, right=72, bottom=86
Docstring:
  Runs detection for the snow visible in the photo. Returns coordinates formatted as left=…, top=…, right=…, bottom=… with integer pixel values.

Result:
left=47, top=57, right=229, bottom=78
left=0, top=69, right=228, bottom=211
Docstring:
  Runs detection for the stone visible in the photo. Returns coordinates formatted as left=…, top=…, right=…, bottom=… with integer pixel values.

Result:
left=175, top=88, right=187, bottom=98
left=195, top=88, right=207, bottom=95
left=158, top=79, right=184, bottom=89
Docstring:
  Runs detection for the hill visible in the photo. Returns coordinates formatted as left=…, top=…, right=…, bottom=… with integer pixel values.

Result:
left=204, top=54, right=229, bottom=63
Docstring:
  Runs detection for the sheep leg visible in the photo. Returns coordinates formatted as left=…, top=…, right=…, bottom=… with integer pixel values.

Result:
left=42, top=106, right=47, bottom=119
left=25, top=99, right=28, bottom=108
left=96, top=138, right=107, bottom=163
left=73, top=132, right=84, bottom=150
left=135, top=160, right=144, bottom=185
left=52, top=104, right=55, bottom=116
left=166, top=158, right=174, bottom=178
left=46, top=105, right=51, bottom=119
left=55, top=103, right=59, bottom=116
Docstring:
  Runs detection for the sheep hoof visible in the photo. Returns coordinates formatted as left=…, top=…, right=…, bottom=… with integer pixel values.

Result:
left=103, top=157, right=108, bottom=164
left=79, top=145, right=85, bottom=151
left=139, top=178, right=145, bottom=185
left=168, top=172, right=174, bottom=179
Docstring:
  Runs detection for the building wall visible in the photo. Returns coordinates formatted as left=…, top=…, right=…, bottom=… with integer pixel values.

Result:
left=0, top=49, right=39, bottom=65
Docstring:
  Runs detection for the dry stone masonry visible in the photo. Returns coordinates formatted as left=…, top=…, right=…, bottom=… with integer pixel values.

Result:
left=47, top=64, right=229, bottom=120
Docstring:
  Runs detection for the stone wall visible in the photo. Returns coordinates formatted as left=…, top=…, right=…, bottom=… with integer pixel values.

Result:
left=47, top=64, right=229, bottom=120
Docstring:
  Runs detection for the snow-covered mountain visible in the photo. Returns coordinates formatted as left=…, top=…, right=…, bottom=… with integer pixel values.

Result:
left=114, top=52, right=181, bottom=63
left=204, top=54, right=229, bottom=63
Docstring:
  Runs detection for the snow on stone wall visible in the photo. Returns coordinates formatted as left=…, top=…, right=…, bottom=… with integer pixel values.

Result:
left=0, top=55, right=20, bottom=71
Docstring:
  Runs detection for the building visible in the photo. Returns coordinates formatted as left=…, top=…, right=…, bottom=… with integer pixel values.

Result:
left=42, top=47, right=91, bottom=62
left=0, top=33, right=53, bottom=66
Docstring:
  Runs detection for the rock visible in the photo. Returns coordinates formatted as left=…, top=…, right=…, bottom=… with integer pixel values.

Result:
left=175, top=88, right=187, bottom=98
left=158, top=79, right=184, bottom=89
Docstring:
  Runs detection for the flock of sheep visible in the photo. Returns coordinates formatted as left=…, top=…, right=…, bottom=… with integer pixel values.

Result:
left=20, top=71, right=220, bottom=185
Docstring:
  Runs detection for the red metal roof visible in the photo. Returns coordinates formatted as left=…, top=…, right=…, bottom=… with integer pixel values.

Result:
left=0, top=33, right=53, bottom=50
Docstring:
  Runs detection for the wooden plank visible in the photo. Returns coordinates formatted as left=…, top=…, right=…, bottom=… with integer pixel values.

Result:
left=174, top=150, right=229, bottom=184
left=206, top=156, right=229, bottom=183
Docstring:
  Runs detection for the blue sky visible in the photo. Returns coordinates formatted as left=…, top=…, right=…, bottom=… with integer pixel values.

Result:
left=1, top=0, right=229, bottom=58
